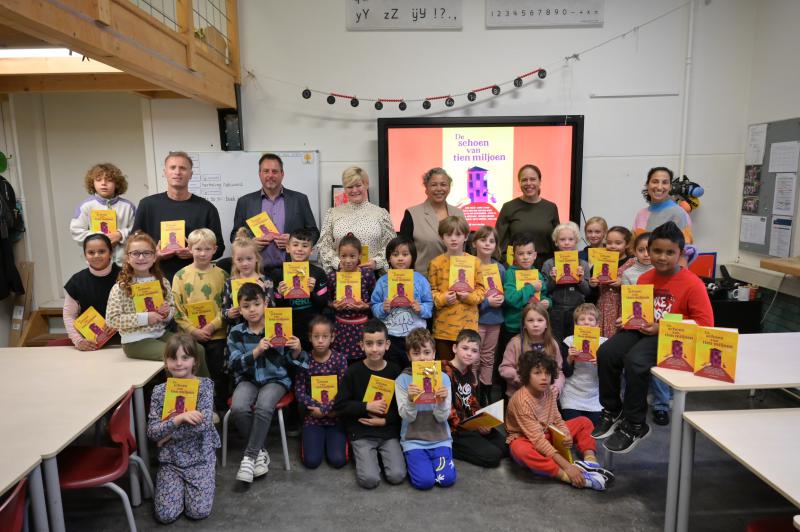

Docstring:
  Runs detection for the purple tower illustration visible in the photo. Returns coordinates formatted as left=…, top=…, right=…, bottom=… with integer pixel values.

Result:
left=709, top=348, right=722, bottom=368
left=596, top=263, right=612, bottom=283
left=581, top=339, right=591, bottom=354
left=169, top=232, right=177, bottom=246
left=467, top=166, right=489, bottom=202
left=100, top=221, right=109, bottom=234
left=625, top=301, right=647, bottom=328
left=559, top=263, right=578, bottom=284
left=485, top=276, right=501, bottom=298
left=286, top=274, right=308, bottom=298
left=89, top=323, right=103, bottom=337
left=423, top=377, right=433, bottom=394
left=450, top=268, right=473, bottom=292
left=390, top=282, right=411, bottom=308
left=671, top=340, right=684, bottom=360
left=259, top=224, right=269, bottom=236
left=144, top=297, right=156, bottom=312
left=175, top=396, right=186, bottom=414
left=321, top=390, right=330, bottom=405
left=374, top=392, right=383, bottom=401
left=198, top=315, right=207, bottom=328
left=271, top=322, right=287, bottom=346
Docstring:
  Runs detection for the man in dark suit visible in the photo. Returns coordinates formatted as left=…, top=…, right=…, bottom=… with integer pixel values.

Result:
left=230, top=153, right=319, bottom=270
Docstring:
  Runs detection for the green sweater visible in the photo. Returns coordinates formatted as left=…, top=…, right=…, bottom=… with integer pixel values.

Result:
left=502, top=265, right=552, bottom=333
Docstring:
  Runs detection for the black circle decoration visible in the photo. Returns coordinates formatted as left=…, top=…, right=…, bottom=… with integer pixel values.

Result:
left=491, top=85, right=501, bottom=95
left=350, top=98, right=359, bottom=107
left=445, top=97, right=454, bottom=107
left=538, top=69, right=547, bottom=79
left=327, top=95, right=336, bottom=104
left=422, top=100, right=431, bottom=110
left=375, top=101, right=383, bottom=110
left=301, top=88, right=312, bottom=99
left=399, top=101, right=407, bottom=111
left=467, top=92, right=476, bottom=102
left=514, top=77, right=523, bottom=88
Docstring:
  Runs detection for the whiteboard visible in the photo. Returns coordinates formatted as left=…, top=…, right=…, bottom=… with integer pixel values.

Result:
left=158, top=151, right=321, bottom=258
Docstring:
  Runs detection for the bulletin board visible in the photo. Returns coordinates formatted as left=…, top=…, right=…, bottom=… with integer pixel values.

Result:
left=738, top=118, right=800, bottom=257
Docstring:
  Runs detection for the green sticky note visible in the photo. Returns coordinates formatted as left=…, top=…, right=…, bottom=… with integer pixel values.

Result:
left=662, top=313, right=683, bottom=322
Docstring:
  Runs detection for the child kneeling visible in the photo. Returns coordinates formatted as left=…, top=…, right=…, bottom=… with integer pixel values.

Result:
left=506, top=350, right=613, bottom=490
left=395, top=328, right=456, bottom=490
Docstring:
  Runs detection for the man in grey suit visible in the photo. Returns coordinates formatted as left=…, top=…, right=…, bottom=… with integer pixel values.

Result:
left=230, top=153, right=319, bottom=270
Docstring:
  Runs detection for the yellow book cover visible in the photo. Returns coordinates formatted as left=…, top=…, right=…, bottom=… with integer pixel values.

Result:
left=336, top=271, right=362, bottom=303
left=360, top=245, right=370, bottom=266
left=131, top=280, right=164, bottom=312
left=186, top=300, right=217, bottom=329
left=573, top=325, right=600, bottom=363
left=161, top=378, right=199, bottom=420
left=481, top=263, right=504, bottom=297
left=694, top=327, right=738, bottom=383
left=448, top=256, right=475, bottom=292
left=506, top=245, right=514, bottom=266
left=412, top=360, right=440, bottom=404
left=589, top=248, right=619, bottom=284
left=265, top=307, right=293, bottom=347
left=231, top=277, right=258, bottom=307
left=516, top=268, right=542, bottom=302
left=90, top=209, right=117, bottom=235
left=548, top=424, right=574, bottom=463
left=246, top=211, right=279, bottom=237
left=657, top=320, right=697, bottom=372
left=74, top=306, right=116, bottom=347
left=555, top=251, right=580, bottom=285
left=283, top=262, right=310, bottom=299
left=160, top=220, right=186, bottom=250
left=460, top=399, right=504, bottom=431
left=362, top=375, right=395, bottom=413
left=311, top=375, right=339, bottom=406
left=387, top=269, right=415, bottom=308
left=621, top=284, right=654, bottom=329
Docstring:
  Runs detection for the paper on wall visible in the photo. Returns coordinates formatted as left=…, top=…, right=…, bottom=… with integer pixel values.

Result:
left=768, top=217, right=793, bottom=258
left=739, top=215, right=767, bottom=245
left=768, top=141, right=800, bottom=173
left=745, top=123, right=767, bottom=165
left=772, top=173, right=796, bottom=217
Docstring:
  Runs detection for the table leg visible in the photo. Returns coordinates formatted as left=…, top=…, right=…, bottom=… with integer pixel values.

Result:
left=133, top=387, right=150, bottom=468
left=128, top=402, right=142, bottom=506
left=28, top=464, right=49, bottom=532
left=677, top=419, right=696, bottom=532
left=664, top=389, right=686, bottom=532
left=42, top=457, right=65, bottom=532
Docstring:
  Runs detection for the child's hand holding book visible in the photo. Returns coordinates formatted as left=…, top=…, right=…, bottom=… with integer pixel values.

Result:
left=434, top=386, right=448, bottom=402
left=445, top=291, right=457, bottom=305
left=366, top=399, right=388, bottom=415
left=76, top=339, right=98, bottom=352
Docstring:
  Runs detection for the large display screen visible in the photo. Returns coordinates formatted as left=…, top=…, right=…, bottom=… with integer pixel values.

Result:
left=378, top=116, right=583, bottom=231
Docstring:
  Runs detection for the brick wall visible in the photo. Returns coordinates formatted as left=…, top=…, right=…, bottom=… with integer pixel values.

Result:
left=759, top=289, right=800, bottom=333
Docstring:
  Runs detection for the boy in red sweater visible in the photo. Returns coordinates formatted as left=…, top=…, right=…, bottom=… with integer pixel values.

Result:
left=593, top=222, right=713, bottom=453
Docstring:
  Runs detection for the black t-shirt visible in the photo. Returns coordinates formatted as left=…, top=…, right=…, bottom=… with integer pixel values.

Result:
left=64, top=264, right=121, bottom=317
left=334, top=360, right=402, bottom=441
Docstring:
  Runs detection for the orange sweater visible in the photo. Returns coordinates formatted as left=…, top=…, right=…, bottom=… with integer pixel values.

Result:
left=505, top=385, right=569, bottom=458
left=427, top=253, right=486, bottom=341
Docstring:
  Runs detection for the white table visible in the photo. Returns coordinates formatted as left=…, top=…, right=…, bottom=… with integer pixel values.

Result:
left=651, top=332, right=800, bottom=532
left=680, top=409, right=800, bottom=531
left=0, top=346, right=163, bottom=532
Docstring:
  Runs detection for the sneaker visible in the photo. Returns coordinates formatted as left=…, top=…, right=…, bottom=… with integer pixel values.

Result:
left=603, top=419, right=651, bottom=454
left=591, top=410, right=622, bottom=439
left=581, top=471, right=607, bottom=491
left=652, top=409, right=670, bottom=426
left=574, top=460, right=615, bottom=484
left=254, top=449, right=270, bottom=477
left=236, top=457, right=255, bottom=483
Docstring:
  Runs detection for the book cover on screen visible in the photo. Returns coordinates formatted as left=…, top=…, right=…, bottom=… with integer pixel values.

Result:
left=481, top=263, right=504, bottom=297
left=336, top=271, right=362, bottom=304
left=460, top=399, right=504, bottom=431
left=387, top=269, right=415, bottom=308
left=588, top=248, right=619, bottom=284
left=548, top=424, right=574, bottom=463
left=246, top=211, right=279, bottom=238
left=283, top=262, right=310, bottom=299
left=412, top=360, right=440, bottom=404
left=311, top=375, right=339, bottom=406
left=161, top=378, right=199, bottom=420
left=621, top=284, right=654, bottom=329
left=160, top=220, right=185, bottom=251
left=231, top=277, right=258, bottom=307
left=362, top=375, right=395, bottom=413
left=448, top=256, right=475, bottom=292
left=555, top=251, right=580, bottom=285
left=265, top=307, right=293, bottom=347
left=132, top=280, right=164, bottom=312
left=360, top=245, right=370, bottom=266
left=515, top=268, right=542, bottom=302
left=185, top=300, right=217, bottom=329
left=694, top=327, right=738, bottom=383
left=90, top=209, right=117, bottom=235
left=74, top=306, right=117, bottom=347
left=657, top=320, right=697, bottom=372
left=573, top=325, right=600, bottom=362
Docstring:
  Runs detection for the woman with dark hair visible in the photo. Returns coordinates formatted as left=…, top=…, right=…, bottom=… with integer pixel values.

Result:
left=495, top=164, right=560, bottom=267
left=399, top=167, right=466, bottom=275
left=63, top=233, right=121, bottom=349
left=633, top=167, right=693, bottom=243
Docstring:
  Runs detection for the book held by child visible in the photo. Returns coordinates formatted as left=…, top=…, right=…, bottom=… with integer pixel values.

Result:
left=555, top=251, right=580, bottom=285
left=283, top=262, right=310, bottom=299
left=459, top=399, right=504, bottom=431
left=387, top=269, right=415, bottom=308
left=548, top=424, right=574, bottom=463
left=621, top=284, right=654, bottom=329
left=516, top=269, right=542, bottom=302
left=74, top=306, right=117, bottom=347
left=448, top=256, right=475, bottom=292
left=481, top=263, right=504, bottom=297
left=362, top=374, right=395, bottom=412
left=161, top=377, right=200, bottom=420
left=265, top=307, right=293, bottom=347
left=90, top=209, right=116, bottom=235
left=311, top=375, right=339, bottom=406
left=411, top=360, right=440, bottom=404
left=230, top=277, right=258, bottom=307
left=131, top=280, right=164, bottom=312
left=336, top=271, right=362, bottom=303
left=588, top=248, right=619, bottom=284
left=185, top=300, right=217, bottom=329
left=573, top=325, right=600, bottom=362
left=160, top=220, right=185, bottom=251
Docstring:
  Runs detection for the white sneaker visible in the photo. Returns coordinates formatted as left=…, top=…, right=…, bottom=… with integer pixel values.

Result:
left=254, top=449, right=270, bottom=477
left=236, top=456, right=255, bottom=483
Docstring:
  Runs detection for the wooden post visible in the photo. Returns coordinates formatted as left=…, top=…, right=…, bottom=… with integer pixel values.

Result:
left=226, top=0, right=240, bottom=83
left=176, top=0, right=196, bottom=72
left=92, top=0, right=112, bottom=26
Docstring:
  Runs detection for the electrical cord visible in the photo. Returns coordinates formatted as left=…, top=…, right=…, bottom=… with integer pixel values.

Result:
left=760, top=273, right=787, bottom=324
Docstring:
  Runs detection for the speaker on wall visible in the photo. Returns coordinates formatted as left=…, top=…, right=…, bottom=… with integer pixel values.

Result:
left=218, top=83, right=243, bottom=151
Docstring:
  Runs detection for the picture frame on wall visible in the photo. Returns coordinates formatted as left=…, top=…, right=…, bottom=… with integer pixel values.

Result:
left=331, top=185, right=349, bottom=207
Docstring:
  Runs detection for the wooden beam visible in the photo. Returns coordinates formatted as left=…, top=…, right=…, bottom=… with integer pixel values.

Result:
left=226, top=0, right=240, bottom=83
left=92, top=0, right=112, bottom=26
left=175, top=0, right=196, bottom=72
left=0, top=0, right=236, bottom=107
left=135, top=90, right=187, bottom=99
left=0, top=56, right=121, bottom=74
left=0, top=73, right=161, bottom=92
